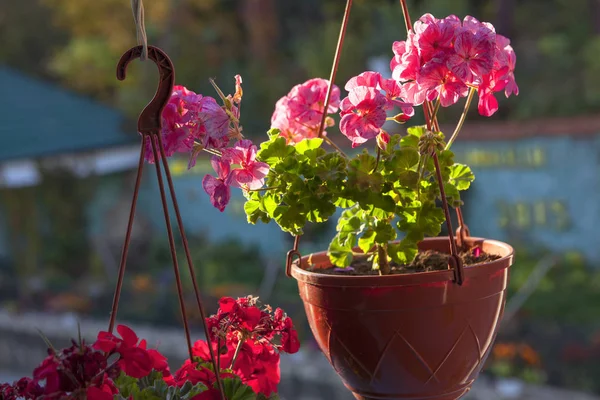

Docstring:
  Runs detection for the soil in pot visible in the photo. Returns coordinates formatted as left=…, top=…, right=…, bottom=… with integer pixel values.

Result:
left=306, top=246, right=501, bottom=276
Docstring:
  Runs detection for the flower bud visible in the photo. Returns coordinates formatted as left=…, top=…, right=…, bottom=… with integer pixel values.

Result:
left=392, top=113, right=411, bottom=124
left=376, top=131, right=390, bottom=151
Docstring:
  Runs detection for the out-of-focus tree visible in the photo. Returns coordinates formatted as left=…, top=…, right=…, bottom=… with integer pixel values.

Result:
left=0, top=0, right=67, bottom=77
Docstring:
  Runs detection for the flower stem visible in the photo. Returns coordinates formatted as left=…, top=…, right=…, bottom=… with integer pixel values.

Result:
left=248, top=186, right=282, bottom=192
left=373, top=147, right=381, bottom=172
left=217, top=337, right=221, bottom=372
left=229, top=338, right=244, bottom=370
left=445, top=87, right=476, bottom=150
left=377, top=244, right=391, bottom=275
left=324, top=136, right=349, bottom=159
left=429, top=97, right=442, bottom=129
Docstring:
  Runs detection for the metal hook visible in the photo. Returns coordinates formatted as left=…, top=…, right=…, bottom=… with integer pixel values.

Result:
left=116, top=45, right=175, bottom=136
left=285, top=235, right=302, bottom=278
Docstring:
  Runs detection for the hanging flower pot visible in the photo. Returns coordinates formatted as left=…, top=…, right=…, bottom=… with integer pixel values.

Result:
left=160, top=0, right=519, bottom=398
left=291, top=237, right=513, bottom=400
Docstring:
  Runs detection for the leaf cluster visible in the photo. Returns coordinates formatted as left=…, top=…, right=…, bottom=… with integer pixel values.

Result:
left=114, top=369, right=280, bottom=400
left=244, top=126, right=474, bottom=268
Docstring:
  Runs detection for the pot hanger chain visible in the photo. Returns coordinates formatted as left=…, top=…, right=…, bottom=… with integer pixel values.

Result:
left=107, top=2, right=225, bottom=398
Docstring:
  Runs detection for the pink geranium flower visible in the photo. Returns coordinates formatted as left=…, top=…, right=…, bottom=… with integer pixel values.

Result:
left=418, top=60, right=469, bottom=107
left=286, top=78, right=341, bottom=125
left=270, top=78, right=340, bottom=144
left=447, top=29, right=495, bottom=84
left=223, top=140, right=269, bottom=190
left=202, top=157, right=232, bottom=212
left=197, top=96, right=230, bottom=148
left=413, top=14, right=456, bottom=61
left=339, top=71, right=414, bottom=147
left=339, top=86, right=388, bottom=147
left=271, top=97, right=316, bottom=143
left=389, top=12, right=517, bottom=116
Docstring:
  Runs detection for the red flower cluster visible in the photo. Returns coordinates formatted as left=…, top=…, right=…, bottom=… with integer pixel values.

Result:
left=1, top=297, right=299, bottom=399
left=94, top=324, right=172, bottom=382
left=0, top=339, right=119, bottom=400
left=183, top=296, right=300, bottom=396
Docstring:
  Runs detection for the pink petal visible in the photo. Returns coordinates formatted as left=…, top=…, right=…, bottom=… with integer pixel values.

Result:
left=227, top=168, right=255, bottom=189
left=198, top=97, right=229, bottom=139
left=202, top=175, right=230, bottom=212
left=251, top=162, right=270, bottom=181
left=478, top=91, right=499, bottom=117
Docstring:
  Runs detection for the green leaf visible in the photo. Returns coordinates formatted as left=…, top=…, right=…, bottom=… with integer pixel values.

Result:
left=406, top=125, right=427, bottom=137
left=328, top=234, right=354, bottom=267
left=222, top=377, right=256, bottom=400
left=295, top=138, right=324, bottom=154
left=337, top=215, right=362, bottom=235
left=334, top=197, right=355, bottom=208
left=394, top=147, right=420, bottom=171
left=374, top=220, right=397, bottom=243
left=273, top=205, right=305, bottom=235
left=388, top=236, right=420, bottom=264
left=443, top=183, right=463, bottom=208
left=449, top=163, right=475, bottom=190
left=305, top=196, right=337, bottom=223
left=267, top=128, right=281, bottom=138
left=397, top=170, right=420, bottom=188
left=258, top=136, right=295, bottom=166
left=262, top=193, right=279, bottom=216
left=244, top=199, right=260, bottom=215
left=358, top=229, right=376, bottom=253
left=399, top=133, right=419, bottom=149
left=244, top=199, right=270, bottom=224
left=257, top=393, right=281, bottom=400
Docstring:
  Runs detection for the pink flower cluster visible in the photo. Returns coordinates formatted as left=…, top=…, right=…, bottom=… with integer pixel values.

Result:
left=339, top=71, right=415, bottom=147
left=202, top=140, right=269, bottom=212
left=146, top=77, right=269, bottom=213
left=146, top=76, right=243, bottom=166
left=271, top=78, right=341, bottom=144
left=390, top=13, right=518, bottom=116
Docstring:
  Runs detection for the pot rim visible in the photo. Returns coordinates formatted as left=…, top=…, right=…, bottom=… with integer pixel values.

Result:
left=290, top=236, right=514, bottom=287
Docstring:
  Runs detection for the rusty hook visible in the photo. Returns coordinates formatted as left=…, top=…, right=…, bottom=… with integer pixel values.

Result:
left=117, top=45, right=175, bottom=136
left=285, top=235, right=302, bottom=278
left=448, top=254, right=465, bottom=286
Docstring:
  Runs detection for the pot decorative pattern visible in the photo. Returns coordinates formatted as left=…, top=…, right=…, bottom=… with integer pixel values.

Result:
left=292, top=237, right=513, bottom=400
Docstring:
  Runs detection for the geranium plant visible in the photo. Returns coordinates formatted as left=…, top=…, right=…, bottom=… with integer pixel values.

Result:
left=0, top=296, right=299, bottom=400
left=146, top=12, right=517, bottom=274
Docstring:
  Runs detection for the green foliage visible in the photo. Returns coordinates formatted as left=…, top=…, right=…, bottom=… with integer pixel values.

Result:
left=245, top=134, right=343, bottom=235
left=245, top=127, right=475, bottom=269
left=114, top=370, right=279, bottom=400
left=115, top=371, right=208, bottom=400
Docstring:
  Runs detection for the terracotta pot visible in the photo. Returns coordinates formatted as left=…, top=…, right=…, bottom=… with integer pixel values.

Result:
left=291, top=236, right=513, bottom=400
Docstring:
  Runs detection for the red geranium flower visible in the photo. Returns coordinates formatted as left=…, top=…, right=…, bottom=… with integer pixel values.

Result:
left=94, top=325, right=154, bottom=379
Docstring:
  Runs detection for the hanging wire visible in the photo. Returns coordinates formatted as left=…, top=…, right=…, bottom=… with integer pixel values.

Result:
left=111, top=44, right=226, bottom=400
left=317, top=0, right=353, bottom=138
left=131, top=0, right=149, bottom=60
